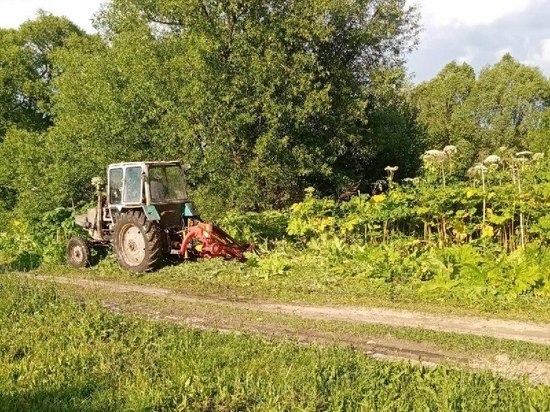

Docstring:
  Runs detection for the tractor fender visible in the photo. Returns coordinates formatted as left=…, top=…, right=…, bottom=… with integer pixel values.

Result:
left=143, top=205, right=161, bottom=221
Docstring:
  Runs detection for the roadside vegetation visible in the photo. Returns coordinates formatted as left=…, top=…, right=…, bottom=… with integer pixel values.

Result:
left=7, top=148, right=550, bottom=322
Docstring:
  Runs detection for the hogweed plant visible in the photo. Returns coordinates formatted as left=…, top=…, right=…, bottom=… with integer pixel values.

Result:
left=384, top=166, right=399, bottom=188
left=469, top=163, right=489, bottom=227
left=511, top=152, right=534, bottom=249
left=422, top=146, right=457, bottom=187
left=443, top=145, right=458, bottom=175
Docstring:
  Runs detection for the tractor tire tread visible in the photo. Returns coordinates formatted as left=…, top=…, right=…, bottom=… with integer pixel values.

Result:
left=66, top=237, right=91, bottom=269
left=113, top=210, right=162, bottom=272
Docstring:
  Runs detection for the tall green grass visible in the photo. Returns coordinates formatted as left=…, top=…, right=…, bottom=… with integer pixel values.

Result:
left=0, top=277, right=549, bottom=411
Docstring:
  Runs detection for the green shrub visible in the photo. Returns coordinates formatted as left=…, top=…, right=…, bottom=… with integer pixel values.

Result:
left=0, top=207, right=78, bottom=270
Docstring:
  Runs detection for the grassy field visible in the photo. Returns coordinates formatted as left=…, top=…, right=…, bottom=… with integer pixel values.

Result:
left=1, top=276, right=550, bottom=411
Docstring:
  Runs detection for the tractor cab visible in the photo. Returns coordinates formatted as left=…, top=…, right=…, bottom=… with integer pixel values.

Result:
left=107, top=161, right=188, bottom=207
left=106, top=161, right=198, bottom=224
left=75, top=161, right=198, bottom=242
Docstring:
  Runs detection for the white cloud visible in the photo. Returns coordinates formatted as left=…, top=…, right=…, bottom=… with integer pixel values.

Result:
left=455, top=46, right=477, bottom=65
left=410, top=0, right=531, bottom=27
left=524, top=38, right=550, bottom=68
left=407, top=0, right=550, bottom=82
left=541, top=39, right=550, bottom=63
left=0, top=0, right=104, bottom=32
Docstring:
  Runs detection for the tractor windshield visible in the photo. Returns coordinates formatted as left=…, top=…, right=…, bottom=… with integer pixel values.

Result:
left=148, top=165, right=187, bottom=203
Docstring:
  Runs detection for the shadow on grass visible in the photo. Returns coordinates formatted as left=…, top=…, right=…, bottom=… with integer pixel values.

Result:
left=0, top=246, right=183, bottom=275
left=0, top=383, right=116, bottom=412
left=87, top=245, right=110, bottom=267
left=0, top=252, right=42, bottom=274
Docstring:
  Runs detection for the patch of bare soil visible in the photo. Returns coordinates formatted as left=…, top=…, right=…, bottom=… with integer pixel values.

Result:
left=26, top=274, right=550, bottom=384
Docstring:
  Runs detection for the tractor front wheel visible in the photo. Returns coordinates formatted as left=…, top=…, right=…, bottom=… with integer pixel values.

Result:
left=113, top=210, right=162, bottom=272
left=67, top=237, right=91, bottom=268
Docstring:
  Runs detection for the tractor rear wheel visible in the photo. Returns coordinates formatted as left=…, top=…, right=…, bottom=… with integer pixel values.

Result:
left=67, top=237, right=91, bottom=268
left=113, top=210, right=162, bottom=272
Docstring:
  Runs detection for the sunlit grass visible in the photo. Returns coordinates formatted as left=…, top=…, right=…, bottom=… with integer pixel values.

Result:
left=1, top=277, right=549, bottom=411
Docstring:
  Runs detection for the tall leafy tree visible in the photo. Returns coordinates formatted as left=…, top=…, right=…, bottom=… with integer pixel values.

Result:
left=412, top=62, right=475, bottom=150
left=47, top=0, right=420, bottom=215
left=459, top=54, right=550, bottom=155
left=412, top=55, right=550, bottom=168
left=0, top=13, right=86, bottom=215
left=528, top=107, right=550, bottom=154
left=0, top=11, right=85, bottom=138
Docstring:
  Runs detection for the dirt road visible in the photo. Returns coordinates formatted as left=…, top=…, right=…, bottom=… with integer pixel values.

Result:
left=31, top=275, right=550, bottom=345
left=24, top=274, right=550, bottom=384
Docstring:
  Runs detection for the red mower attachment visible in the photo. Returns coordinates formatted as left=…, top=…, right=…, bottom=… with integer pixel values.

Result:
left=180, top=221, right=252, bottom=261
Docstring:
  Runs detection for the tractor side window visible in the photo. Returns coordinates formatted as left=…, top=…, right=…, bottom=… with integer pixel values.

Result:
left=149, top=165, right=187, bottom=202
left=124, top=166, right=142, bottom=203
left=165, top=166, right=187, bottom=200
left=149, top=167, right=167, bottom=202
left=109, top=168, right=123, bottom=204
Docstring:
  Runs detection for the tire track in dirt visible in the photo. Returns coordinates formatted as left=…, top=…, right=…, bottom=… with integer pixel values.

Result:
left=21, top=274, right=550, bottom=385
left=101, top=299, right=550, bottom=386
left=29, top=275, right=550, bottom=346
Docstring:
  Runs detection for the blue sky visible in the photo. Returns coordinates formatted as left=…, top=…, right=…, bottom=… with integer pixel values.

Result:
left=1, top=0, right=549, bottom=83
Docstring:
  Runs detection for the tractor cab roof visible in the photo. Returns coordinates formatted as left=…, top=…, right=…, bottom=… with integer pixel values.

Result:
left=108, top=160, right=182, bottom=169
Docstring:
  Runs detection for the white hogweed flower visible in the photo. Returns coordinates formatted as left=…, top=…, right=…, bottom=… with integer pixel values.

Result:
left=511, top=157, right=529, bottom=164
left=515, top=151, right=533, bottom=158
left=91, top=176, right=103, bottom=187
left=443, top=145, right=457, bottom=155
left=483, top=155, right=501, bottom=165
left=469, top=164, right=488, bottom=176
left=384, top=166, right=399, bottom=172
left=423, top=150, right=446, bottom=163
left=402, top=177, right=420, bottom=186
left=533, top=153, right=544, bottom=161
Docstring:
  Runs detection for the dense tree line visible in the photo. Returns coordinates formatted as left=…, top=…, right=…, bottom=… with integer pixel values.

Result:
left=0, top=1, right=549, bottom=222
left=411, top=57, right=550, bottom=170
